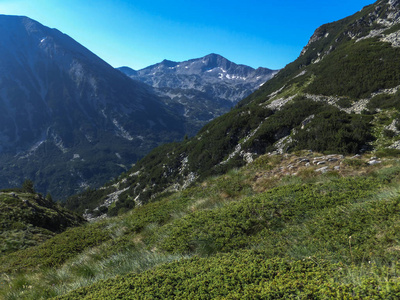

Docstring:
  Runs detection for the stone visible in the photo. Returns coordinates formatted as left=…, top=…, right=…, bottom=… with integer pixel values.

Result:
left=316, top=166, right=329, bottom=173
left=368, top=160, right=381, bottom=165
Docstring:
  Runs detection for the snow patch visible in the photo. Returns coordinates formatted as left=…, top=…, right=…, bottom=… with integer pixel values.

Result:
left=226, top=74, right=248, bottom=80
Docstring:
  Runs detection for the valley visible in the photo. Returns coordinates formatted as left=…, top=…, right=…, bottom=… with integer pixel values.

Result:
left=0, top=17, right=273, bottom=200
left=2, top=0, right=400, bottom=298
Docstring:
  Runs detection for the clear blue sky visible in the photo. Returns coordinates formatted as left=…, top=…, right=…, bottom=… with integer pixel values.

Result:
left=0, top=0, right=375, bottom=70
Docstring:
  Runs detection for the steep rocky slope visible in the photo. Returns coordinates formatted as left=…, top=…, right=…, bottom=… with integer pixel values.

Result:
left=67, top=0, right=400, bottom=216
left=0, top=15, right=185, bottom=199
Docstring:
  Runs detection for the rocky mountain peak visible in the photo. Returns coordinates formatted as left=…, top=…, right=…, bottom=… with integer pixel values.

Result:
left=300, top=0, right=400, bottom=58
left=119, top=54, right=278, bottom=134
left=159, top=59, right=179, bottom=68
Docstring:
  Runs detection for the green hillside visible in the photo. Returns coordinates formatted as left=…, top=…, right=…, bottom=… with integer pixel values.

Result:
left=65, top=0, right=400, bottom=216
left=3, top=0, right=400, bottom=299
left=0, top=182, right=84, bottom=256
left=2, top=152, right=400, bottom=298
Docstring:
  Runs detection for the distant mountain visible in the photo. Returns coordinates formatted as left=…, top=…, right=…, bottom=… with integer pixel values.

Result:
left=71, top=0, right=400, bottom=216
left=119, top=54, right=278, bottom=134
left=0, top=15, right=185, bottom=199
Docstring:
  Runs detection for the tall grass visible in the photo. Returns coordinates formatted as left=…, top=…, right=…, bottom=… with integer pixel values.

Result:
left=1, top=245, right=190, bottom=299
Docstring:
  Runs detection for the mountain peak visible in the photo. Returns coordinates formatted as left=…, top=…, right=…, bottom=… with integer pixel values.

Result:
left=160, top=59, right=179, bottom=68
left=0, top=14, right=186, bottom=199
left=119, top=54, right=277, bottom=101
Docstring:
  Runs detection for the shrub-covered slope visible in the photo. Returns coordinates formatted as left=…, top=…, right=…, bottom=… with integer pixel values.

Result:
left=2, top=152, right=400, bottom=298
left=66, top=0, right=400, bottom=216
left=0, top=186, right=84, bottom=256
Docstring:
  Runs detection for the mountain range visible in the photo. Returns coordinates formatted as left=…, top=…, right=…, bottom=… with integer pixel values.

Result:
left=3, top=0, right=400, bottom=298
left=119, top=54, right=278, bottom=134
left=0, top=15, right=274, bottom=199
left=68, top=0, right=400, bottom=216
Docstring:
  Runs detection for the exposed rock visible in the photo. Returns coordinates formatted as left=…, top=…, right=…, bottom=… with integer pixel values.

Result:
left=299, top=158, right=310, bottom=163
left=368, top=160, right=382, bottom=165
left=274, top=136, right=293, bottom=154
left=120, top=53, right=279, bottom=131
left=389, top=140, right=400, bottom=149
left=316, top=166, right=329, bottom=173
left=342, top=99, right=370, bottom=114
left=385, top=119, right=400, bottom=136
left=101, top=187, right=130, bottom=208
left=305, top=85, right=400, bottom=115
left=266, top=96, right=295, bottom=111
left=381, top=31, right=400, bottom=47
left=220, top=121, right=265, bottom=165
left=242, top=152, right=254, bottom=164
left=301, top=27, right=330, bottom=56
left=301, top=115, right=315, bottom=129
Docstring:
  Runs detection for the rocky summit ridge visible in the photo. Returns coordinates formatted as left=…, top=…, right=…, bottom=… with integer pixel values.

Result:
left=119, top=54, right=278, bottom=134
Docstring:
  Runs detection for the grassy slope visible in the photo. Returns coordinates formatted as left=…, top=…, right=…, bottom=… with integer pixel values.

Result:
left=0, top=190, right=84, bottom=256
left=2, top=152, right=400, bottom=298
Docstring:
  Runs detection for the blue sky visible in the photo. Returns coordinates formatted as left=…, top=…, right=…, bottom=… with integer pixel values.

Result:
left=0, top=0, right=375, bottom=70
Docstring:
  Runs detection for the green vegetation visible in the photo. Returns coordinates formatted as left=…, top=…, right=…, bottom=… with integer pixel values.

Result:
left=4, top=1, right=400, bottom=298
left=56, top=254, right=400, bottom=300
left=70, top=1, right=400, bottom=214
left=2, top=153, right=400, bottom=299
left=0, top=183, right=84, bottom=256
left=293, top=108, right=373, bottom=153
left=306, top=38, right=400, bottom=99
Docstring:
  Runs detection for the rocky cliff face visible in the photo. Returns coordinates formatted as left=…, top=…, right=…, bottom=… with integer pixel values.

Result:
left=0, top=15, right=185, bottom=199
left=119, top=54, right=278, bottom=134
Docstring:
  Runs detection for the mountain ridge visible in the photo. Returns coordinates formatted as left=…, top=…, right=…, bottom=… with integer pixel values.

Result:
left=5, top=1, right=400, bottom=298
left=69, top=0, right=400, bottom=216
left=119, top=54, right=278, bottom=134
left=0, top=14, right=185, bottom=199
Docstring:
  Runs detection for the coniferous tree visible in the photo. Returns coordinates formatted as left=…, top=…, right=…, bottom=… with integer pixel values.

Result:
left=22, top=179, right=35, bottom=194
